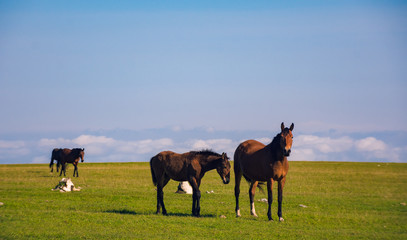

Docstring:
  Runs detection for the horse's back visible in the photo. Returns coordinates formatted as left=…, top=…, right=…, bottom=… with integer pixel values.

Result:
left=61, top=148, right=71, bottom=155
left=234, top=140, right=266, bottom=163
left=151, top=151, right=189, bottom=181
left=238, top=140, right=266, bottom=154
left=234, top=140, right=271, bottom=181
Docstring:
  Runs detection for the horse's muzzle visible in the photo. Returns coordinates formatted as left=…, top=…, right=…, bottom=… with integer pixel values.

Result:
left=223, top=177, right=230, bottom=184
left=284, top=149, right=291, bottom=157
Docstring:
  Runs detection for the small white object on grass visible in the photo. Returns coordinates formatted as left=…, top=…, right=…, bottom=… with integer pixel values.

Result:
left=176, top=181, right=193, bottom=194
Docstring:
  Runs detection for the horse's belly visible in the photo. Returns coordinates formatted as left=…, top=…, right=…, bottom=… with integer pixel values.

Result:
left=165, top=167, right=188, bottom=182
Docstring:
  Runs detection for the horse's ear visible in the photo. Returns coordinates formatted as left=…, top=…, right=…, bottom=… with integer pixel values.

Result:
left=290, top=123, right=294, bottom=131
left=222, top=152, right=226, bottom=158
left=281, top=122, right=285, bottom=132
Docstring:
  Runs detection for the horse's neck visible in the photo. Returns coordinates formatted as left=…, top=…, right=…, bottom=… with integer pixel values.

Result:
left=267, top=136, right=285, bottom=162
left=200, top=156, right=219, bottom=172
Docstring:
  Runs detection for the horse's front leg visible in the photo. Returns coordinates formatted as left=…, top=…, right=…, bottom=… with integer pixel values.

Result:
left=278, top=177, right=286, bottom=222
left=189, top=177, right=200, bottom=217
left=192, top=189, right=201, bottom=217
left=234, top=171, right=242, bottom=217
left=73, top=163, right=78, bottom=177
left=267, top=179, right=274, bottom=221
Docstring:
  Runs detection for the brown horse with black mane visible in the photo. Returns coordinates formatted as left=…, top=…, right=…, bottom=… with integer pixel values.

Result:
left=234, top=122, right=294, bottom=221
left=59, top=148, right=85, bottom=177
left=150, top=150, right=231, bottom=217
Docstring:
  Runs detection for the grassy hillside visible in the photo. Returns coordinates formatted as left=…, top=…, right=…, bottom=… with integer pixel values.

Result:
left=0, top=161, right=406, bottom=239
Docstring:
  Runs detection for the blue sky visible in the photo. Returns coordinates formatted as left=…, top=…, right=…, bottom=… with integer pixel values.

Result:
left=0, top=1, right=406, bottom=163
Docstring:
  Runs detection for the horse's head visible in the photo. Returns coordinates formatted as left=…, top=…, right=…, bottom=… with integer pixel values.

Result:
left=216, top=152, right=231, bottom=184
left=79, top=148, right=85, bottom=162
left=280, top=122, right=294, bottom=157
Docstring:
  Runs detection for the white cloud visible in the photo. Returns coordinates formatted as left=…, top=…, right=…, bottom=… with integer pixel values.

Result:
left=32, top=156, right=48, bottom=164
left=38, top=138, right=72, bottom=147
left=290, top=148, right=316, bottom=161
left=295, top=135, right=353, bottom=153
left=36, top=135, right=174, bottom=162
left=355, top=137, right=387, bottom=152
left=354, top=137, right=400, bottom=162
left=130, top=138, right=174, bottom=154
left=255, top=138, right=272, bottom=145
left=73, top=135, right=116, bottom=146
left=0, top=140, right=30, bottom=160
left=0, top=140, right=25, bottom=149
left=189, top=138, right=236, bottom=155
left=2, top=131, right=406, bottom=164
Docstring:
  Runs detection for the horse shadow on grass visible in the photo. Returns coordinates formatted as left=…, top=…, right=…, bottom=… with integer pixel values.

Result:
left=105, top=209, right=139, bottom=215
left=165, top=212, right=216, bottom=218
left=105, top=209, right=215, bottom=218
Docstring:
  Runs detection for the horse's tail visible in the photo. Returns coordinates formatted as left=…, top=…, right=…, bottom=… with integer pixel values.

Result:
left=150, top=155, right=158, bottom=186
left=49, top=150, right=55, bottom=169
left=242, top=174, right=265, bottom=193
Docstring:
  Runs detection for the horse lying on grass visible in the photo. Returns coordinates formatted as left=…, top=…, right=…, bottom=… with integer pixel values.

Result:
left=52, top=178, right=81, bottom=192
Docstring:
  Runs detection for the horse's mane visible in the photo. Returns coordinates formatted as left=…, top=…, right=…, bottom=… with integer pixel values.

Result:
left=71, top=148, right=84, bottom=156
left=269, top=128, right=290, bottom=150
left=190, top=149, right=221, bottom=157
left=269, top=133, right=284, bottom=152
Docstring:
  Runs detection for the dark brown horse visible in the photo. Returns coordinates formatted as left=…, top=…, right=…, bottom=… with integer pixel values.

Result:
left=150, top=150, right=231, bottom=217
left=49, top=148, right=62, bottom=172
left=234, top=122, right=294, bottom=221
left=59, top=148, right=85, bottom=177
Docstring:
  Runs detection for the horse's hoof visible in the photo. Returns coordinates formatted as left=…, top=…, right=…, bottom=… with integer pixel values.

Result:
left=279, top=217, right=284, bottom=222
left=269, top=218, right=274, bottom=221
left=236, top=210, right=241, bottom=217
left=251, top=212, right=258, bottom=217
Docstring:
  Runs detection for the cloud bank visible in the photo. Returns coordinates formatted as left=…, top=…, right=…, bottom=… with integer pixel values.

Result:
left=0, top=131, right=406, bottom=164
left=291, top=135, right=402, bottom=162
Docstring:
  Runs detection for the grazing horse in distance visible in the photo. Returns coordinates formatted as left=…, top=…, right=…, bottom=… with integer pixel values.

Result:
left=49, top=148, right=62, bottom=173
left=150, top=150, right=231, bottom=217
left=59, top=148, right=85, bottom=177
left=234, top=122, right=294, bottom=221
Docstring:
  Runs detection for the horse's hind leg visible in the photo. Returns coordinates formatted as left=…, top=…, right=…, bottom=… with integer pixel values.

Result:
left=267, top=179, right=274, bottom=221
left=156, top=185, right=163, bottom=214
left=249, top=181, right=259, bottom=217
left=234, top=170, right=242, bottom=217
left=59, top=163, right=65, bottom=177
left=157, top=176, right=170, bottom=215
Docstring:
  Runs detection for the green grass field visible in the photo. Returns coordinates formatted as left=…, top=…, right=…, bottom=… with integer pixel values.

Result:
left=1, top=161, right=406, bottom=239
